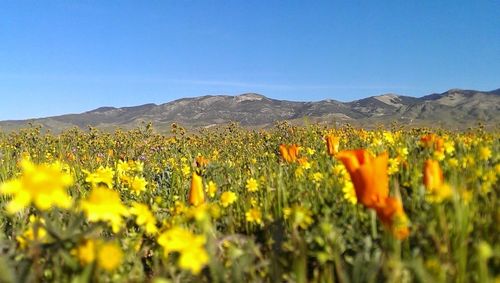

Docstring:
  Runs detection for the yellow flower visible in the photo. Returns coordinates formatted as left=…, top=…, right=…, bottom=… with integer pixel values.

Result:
left=0, top=159, right=73, bottom=213
left=181, top=164, right=191, bottom=177
left=246, top=178, right=259, bottom=192
left=444, top=140, right=455, bottom=155
left=245, top=208, right=263, bottom=225
left=97, top=242, right=123, bottom=272
left=479, top=146, right=492, bottom=161
left=116, top=160, right=131, bottom=176
left=306, top=147, right=316, bottom=156
left=342, top=181, right=357, bottom=205
left=220, top=191, right=237, bottom=207
left=205, top=181, right=217, bottom=198
left=132, top=160, right=144, bottom=173
left=84, top=166, right=115, bottom=188
left=283, top=207, right=292, bottom=219
left=74, top=239, right=96, bottom=265
left=383, top=131, right=394, bottom=144
left=288, top=205, right=313, bottom=229
left=310, top=172, right=323, bottom=185
left=298, top=157, right=311, bottom=170
left=178, top=245, right=209, bottom=275
left=80, top=186, right=129, bottom=233
left=130, top=176, right=148, bottom=195
left=157, top=226, right=209, bottom=274
left=387, top=158, right=400, bottom=175
left=16, top=215, right=48, bottom=249
left=448, top=158, right=459, bottom=167
left=130, top=202, right=158, bottom=235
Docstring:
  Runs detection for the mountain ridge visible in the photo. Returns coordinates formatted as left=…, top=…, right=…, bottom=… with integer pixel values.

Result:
left=1, top=88, right=498, bottom=132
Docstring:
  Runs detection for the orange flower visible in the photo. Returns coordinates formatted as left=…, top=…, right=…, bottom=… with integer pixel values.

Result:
left=336, top=150, right=389, bottom=209
left=195, top=155, right=209, bottom=168
left=420, top=134, right=444, bottom=153
left=189, top=172, right=205, bottom=206
left=325, top=134, right=340, bottom=156
left=423, top=159, right=452, bottom=202
left=279, top=144, right=299, bottom=163
left=337, top=149, right=410, bottom=239
left=375, top=197, right=410, bottom=240
left=423, top=159, right=444, bottom=190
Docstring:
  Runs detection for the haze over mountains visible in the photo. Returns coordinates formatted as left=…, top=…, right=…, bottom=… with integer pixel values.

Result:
left=1, top=88, right=498, bottom=132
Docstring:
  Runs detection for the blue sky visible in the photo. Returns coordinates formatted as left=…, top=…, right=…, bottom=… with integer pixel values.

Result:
left=0, top=0, right=498, bottom=120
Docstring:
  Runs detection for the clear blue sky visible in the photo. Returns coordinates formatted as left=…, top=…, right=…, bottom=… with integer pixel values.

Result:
left=0, top=0, right=498, bottom=120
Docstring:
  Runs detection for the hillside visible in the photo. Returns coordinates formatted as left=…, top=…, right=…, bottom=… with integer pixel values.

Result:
left=0, top=88, right=498, bottom=132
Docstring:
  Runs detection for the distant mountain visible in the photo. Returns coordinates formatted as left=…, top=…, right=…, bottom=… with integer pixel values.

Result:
left=0, top=89, right=498, bottom=132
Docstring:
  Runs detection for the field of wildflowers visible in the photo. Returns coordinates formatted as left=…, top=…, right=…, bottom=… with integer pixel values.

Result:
left=0, top=123, right=498, bottom=282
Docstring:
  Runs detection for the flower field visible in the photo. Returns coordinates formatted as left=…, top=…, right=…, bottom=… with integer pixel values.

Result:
left=0, top=123, right=498, bottom=282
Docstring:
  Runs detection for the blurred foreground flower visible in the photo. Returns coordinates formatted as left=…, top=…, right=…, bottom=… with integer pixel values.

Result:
left=0, top=159, right=73, bottom=213
left=80, top=186, right=129, bottom=233
left=73, top=239, right=123, bottom=272
left=97, top=242, right=124, bottom=272
left=16, top=215, right=48, bottom=249
left=130, top=202, right=158, bottom=235
left=157, top=226, right=209, bottom=274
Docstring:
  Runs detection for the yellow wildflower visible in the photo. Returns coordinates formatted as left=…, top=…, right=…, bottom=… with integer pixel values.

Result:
left=130, top=176, right=148, bottom=195
left=479, top=146, right=492, bottom=161
left=205, top=181, right=217, bottom=198
left=80, top=186, right=129, bottom=233
left=116, top=160, right=131, bottom=176
left=283, top=207, right=292, bottom=219
left=16, top=215, right=48, bottom=249
left=448, top=158, right=459, bottom=167
left=288, top=205, right=313, bottom=229
left=0, top=159, right=73, bottom=213
left=388, top=158, right=400, bottom=175
left=97, top=242, right=123, bottom=272
left=74, top=239, right=96, bottom=265
left=157, top=226, right=209, bottom=274
left=181, top=164, right=191, bottom=177
left=310, top=172, right=323, bottom=185
left=178, top=245, right=209, bottom=275
left=342, top=181, right=357, bottom=205
left=246, top=178, right=259, bottom=192
left=220, top=191, right=237, bottom=207
left=84, top=166, right=114, bottom=189
left=130, top=202, right=158, bottom=235
left=245, top=208, right=263, bottom=225
left=132, top=160, right=144, bottom=173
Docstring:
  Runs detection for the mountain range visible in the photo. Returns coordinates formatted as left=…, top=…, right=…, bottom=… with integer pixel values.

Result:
left=1, top=88, right=498, bottom=132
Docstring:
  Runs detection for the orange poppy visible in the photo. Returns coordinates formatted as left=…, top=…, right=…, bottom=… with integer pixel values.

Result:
left=195, top=155, right=209, bottom=168
left=325, top=134, right=340, bottom=157
left=279, top=144, right=299, bottom=163
left=337, top=149, right=410, bottom=239
left=420, top=134, right=444, bottom=153
left=423, top=159, right=444, bottom=190
left=189, top=172, right=205, bottom=206
left=336, top=150, right=389, bottom=209
left=375, top=197, right=409, bottom=240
